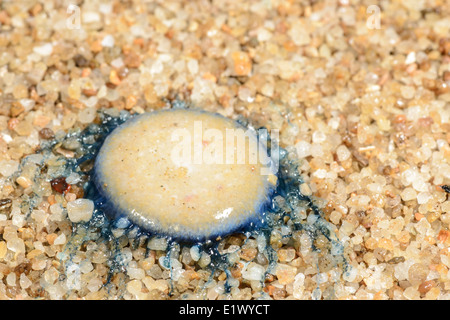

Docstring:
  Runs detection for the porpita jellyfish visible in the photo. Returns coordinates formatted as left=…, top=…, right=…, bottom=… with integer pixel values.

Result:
left=14, top=101, right=349, bottom=299
left=93, top=108, right=278, bottom=242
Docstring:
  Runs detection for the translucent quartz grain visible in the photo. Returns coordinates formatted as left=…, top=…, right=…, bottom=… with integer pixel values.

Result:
left=66, top=199, right=94, bottom=223
left=94, top=109, right=277, bottom=240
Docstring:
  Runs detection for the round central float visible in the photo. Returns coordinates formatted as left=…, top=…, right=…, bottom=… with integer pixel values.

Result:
left=94, top=109, right=277, bottom=241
